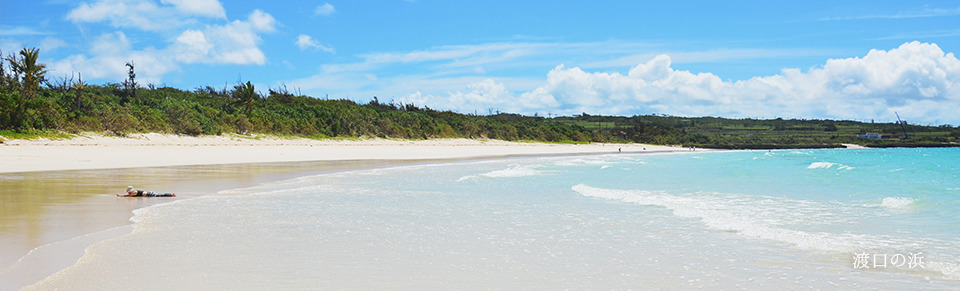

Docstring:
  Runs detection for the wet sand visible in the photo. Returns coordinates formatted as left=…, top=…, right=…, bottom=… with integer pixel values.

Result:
left=0, top=160, right=419, bottom=290
left=0, top=133, right=681, bottom=289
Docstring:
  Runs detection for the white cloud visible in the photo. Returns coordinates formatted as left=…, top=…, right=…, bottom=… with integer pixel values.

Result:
left=174, top=9, right=276, bottom=65
left=173, top=30, right=212, bottom=63
left=47, top=31, right=174, bottom=84
left=247, top=9, right=276, bottom=32
left=823, top=6, right=960, bottom=21
left=51, top=6, right=277, bottom=82
left=449, top=79, right=516, bottom=110
left=316, top=42, right=557, bottom=79
left=392, top=78, right=549, bottom=114
left=160, top=0, right=226, bottom=18
left=65, top=0, right=228, bottom=31
left=1, top=37, right=65, bottom=57
left=39, top=37, right=68, bottom=52
left=283, top=40, right=960, bottom=124
left=0, top=26, right=51, bottom=36
left=315, top=3, right=335, bottom=16
left=359, top=42, right=550, bottom=66
left=0, top=39, right=22, bottom=55
left=66, top=0, right=182, bottom=31
left=385, top=42, right=960, bottom=124
left=585, top=48, right=835, bottom=70
left=511, top=41, right=960, bottom=123
left=295, top=34, right=335, bottom=53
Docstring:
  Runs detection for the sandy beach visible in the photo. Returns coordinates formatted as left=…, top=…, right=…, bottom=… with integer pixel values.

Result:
left=1, top=133, right=679, bottom=290
left=1, top=133, right=678, bottom=173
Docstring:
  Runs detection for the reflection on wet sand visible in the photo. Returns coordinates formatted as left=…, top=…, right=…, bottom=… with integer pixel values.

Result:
left=0, top=160, right=408, bottom=290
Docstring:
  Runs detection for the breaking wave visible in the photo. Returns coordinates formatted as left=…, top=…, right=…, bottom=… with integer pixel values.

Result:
left=807, top=162, right=854, bottom=170
left=457, top=164, right=545, bottom=182
left=571, top=183, right=958, bottom=278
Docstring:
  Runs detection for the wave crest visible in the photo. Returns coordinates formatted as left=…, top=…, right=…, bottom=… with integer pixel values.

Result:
left=880, top=197, right=916, bottom=209
left=807, top=162, right=854, bottom=170
left=570, top=184, right=939, bottom=255
left=457, top=164, right=544, bottom=182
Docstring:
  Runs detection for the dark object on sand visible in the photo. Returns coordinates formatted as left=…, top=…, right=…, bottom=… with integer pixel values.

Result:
left=117, top=186, right=177, bottom=197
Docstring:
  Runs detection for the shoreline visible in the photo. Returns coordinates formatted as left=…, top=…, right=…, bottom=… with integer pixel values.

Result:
left=20, top=147, right=958, bottom=289
left=0, top=159, right=453, bottom=290
left=1, top=133, right=685, bottom=290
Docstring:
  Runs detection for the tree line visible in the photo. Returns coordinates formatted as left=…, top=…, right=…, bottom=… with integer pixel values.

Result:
left=0, top=48, right=607, bottom=143
left=2, top=47, right=958, bottom=148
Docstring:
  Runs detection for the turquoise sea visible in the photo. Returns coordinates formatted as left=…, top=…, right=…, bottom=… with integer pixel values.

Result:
left=30, top=148, right=960, bottom=289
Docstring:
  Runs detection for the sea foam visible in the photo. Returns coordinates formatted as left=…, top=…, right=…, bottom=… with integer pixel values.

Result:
left=807, top=162, right=835, bottom=169
left=457, top=164, right=543, bottom=182
left=570, top=184, right=926, bottom=254
left=807, top=162, right=853, bottom=170
left=880, top=197, right=916, bottom=209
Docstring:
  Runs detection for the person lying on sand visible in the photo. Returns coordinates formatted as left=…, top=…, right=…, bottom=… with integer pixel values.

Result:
left=117, top=186, right=177, bottom=197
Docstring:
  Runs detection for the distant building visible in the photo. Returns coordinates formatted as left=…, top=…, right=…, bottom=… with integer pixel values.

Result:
left=857, top=133, right=882, bottom=140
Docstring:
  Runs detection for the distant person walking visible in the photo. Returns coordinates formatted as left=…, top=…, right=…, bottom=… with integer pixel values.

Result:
left=117, top=186, right=177, bottom=197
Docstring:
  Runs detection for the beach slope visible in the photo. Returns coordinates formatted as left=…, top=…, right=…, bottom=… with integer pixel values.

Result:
left=1, top=133, right=678, bottom=173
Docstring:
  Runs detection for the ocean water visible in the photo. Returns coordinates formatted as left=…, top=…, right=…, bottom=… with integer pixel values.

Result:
left=29, top=148, right=960, bottom=289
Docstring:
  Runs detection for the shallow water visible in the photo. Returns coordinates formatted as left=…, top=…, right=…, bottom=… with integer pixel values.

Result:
left=26, top=148, right=960, bottom=289
left=0, top=160, right=409, bottom=291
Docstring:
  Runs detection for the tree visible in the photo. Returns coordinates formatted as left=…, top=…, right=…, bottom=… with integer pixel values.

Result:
left=268, top=83, right=294, bottom=104
left=123, top=61, right=137, bottom=103
left=4, top=47, right=48, bottom=127
left=73, top=72, right=86, bottom=112
left=0, top=50, right=12, bottom=91
left=232, top=81, right=257, bottom=114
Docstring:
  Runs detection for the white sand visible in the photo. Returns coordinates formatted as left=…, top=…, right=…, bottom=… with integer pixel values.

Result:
left=0, top=133, right=686, bottom=290
left=1, top=133, right=682, bottom=173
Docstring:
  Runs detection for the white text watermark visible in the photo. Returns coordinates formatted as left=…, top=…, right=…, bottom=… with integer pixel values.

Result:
left=853, top=252, right=924, bottom=269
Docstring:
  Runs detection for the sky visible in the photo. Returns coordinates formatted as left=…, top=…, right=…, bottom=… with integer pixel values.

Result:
left=2, top=0, right=960, bottom=125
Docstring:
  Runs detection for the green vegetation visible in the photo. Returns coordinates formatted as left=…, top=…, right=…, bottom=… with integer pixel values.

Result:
left=0, top=130, right=74, bottom=141
left=2, top=47, right=958, bottom=149
left=556, top=114, right=960, bottom=149
left=0, top=48, right=604, bottom=143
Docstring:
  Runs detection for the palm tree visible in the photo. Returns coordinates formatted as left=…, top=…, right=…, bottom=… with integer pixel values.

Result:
left=232, top=81, right=257, bottom=114
left=4, top=47, right=48, bottom=126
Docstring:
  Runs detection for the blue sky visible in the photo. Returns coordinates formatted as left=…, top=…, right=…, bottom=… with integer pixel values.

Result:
left=3, top=0, right=960, bottom=124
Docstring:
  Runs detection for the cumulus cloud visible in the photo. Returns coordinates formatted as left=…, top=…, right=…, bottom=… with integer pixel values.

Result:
left=396, top=79, right=543, bottom=114
left=199, top=9, right=276, bottom=65
left=53, top=4, right=277, bottom=82
left=66, top=0, right=189, bottom=31
left=448, top=79, right=516, bottom=110
left=66, top=0, right=227, bottom=29
left=295, top=34, right=335, bottom=53
left=62, top=0, right=275, bottom=64
left=247, top=9, right=277, bottom=32
left=166, top=9, right=275, bottom=65
left=315, top=3, right=336, bottom=16
left=172, top=30, right=212, bottom=63
left=404, top=42, right=960, bottom=124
